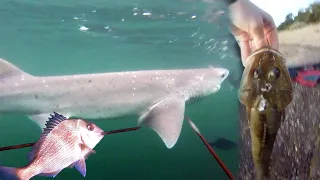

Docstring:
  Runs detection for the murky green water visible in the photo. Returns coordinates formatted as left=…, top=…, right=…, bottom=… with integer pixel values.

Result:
left=0, top=0, right=243, bottom=179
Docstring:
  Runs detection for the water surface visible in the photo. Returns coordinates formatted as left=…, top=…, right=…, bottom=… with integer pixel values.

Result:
left=0, top=0, right=243, bottom=179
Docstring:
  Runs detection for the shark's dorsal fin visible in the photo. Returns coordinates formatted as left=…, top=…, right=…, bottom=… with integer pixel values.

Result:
left=27, top=112, right=67, bottom=162
left=0, top=58, right=31, bottom=78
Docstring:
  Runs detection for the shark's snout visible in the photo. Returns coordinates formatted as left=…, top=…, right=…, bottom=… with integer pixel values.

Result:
left=217, top=68, right=229, bottom=81
left=208, top=66, right=229, bottom=81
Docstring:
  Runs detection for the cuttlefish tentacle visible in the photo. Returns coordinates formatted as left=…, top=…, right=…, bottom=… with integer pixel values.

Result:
left=239, top=46, right=293, bottom=180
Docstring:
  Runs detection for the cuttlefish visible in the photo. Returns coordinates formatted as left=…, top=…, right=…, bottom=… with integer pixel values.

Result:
left=238, top=46, right=293, bottom=179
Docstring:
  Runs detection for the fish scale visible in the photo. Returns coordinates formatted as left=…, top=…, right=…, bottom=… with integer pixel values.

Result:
left=35, top=131, right=79, bottom=173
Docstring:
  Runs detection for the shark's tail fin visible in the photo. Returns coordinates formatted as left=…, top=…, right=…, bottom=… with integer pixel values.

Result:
left=0, top=58, right=31, bottom=79
left=0, top=166, right=21, bottom=180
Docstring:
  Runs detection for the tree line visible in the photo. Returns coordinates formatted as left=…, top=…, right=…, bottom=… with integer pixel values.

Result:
left=277, top=1, right=320, bottom=31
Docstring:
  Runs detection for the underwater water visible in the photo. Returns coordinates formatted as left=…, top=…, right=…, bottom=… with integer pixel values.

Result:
left=0, top=0, right=243, bottom=179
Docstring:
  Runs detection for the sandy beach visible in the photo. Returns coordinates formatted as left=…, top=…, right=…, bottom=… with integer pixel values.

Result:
left=279, top=23, right=320, bottom=68
left=279, top=23, right=320, bottom=48
left=237, top=24, right=320, bottom=179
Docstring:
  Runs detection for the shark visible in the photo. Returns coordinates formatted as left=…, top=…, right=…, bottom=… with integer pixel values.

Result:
left=0, top=58, right=229, bottom=149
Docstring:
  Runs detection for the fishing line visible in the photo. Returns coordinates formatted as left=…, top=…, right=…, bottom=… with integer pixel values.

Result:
left=0, top=126, right=141, bottom=152
left=187, top=117, right=235, bottom=180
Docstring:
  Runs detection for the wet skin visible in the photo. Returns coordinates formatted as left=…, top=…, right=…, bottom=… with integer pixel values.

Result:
left=238, top=46, right=293, bottom=179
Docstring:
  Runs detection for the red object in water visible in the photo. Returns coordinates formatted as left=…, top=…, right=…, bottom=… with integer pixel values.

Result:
left=294, top=69, right=320, bottom=87
left=187, top=117, right=235, bottom=180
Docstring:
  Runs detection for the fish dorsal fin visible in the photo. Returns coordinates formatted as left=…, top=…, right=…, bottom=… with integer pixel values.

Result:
left=27, top=112, right=67, bottom=163
left=41, top=112, right=67, bottom=137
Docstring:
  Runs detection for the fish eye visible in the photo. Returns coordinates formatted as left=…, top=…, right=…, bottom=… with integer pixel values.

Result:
left=87, top=123, right=94, bottom=131
left=268, top=67, right=281, bottom=81
left=253, top=68, right=260, bottom=78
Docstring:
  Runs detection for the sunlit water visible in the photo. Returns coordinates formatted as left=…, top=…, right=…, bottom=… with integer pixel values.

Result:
left=0, top=0, right=243, bottom=179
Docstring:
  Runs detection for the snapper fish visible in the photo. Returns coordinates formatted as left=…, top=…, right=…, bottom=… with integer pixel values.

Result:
left=239, top=46, right=293, bottom=179
left=0, top=112, right=104, bottom=180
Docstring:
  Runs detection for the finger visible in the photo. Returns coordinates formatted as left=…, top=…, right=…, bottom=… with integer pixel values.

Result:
left=229, top=24, right=253, bottom=67
left=251, top=21, right=268, bottom=50
left=262, top=12, right=279, bottom=50
left=265, top=29, right=278, bottom=49
left=238, top=40, right=252, bottom=67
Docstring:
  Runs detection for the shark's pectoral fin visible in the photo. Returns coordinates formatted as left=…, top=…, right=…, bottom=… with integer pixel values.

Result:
left=28, top=114, right=50, bottom=131
left=138, top=97, right=185, bottom=149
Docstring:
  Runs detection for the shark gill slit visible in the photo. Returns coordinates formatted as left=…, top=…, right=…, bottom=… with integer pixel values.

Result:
left=186, top=95, right=203, bottom=105
left=185, top=87, right=205, bottom=105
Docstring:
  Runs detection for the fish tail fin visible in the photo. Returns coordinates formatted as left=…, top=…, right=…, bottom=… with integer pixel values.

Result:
left=0, top=58, right=32, bottom=80
left=0, top=166, right=21, bottom=180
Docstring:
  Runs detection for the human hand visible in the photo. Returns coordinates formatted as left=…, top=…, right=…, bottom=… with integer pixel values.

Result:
left=228, top=0, right=278, bottom=66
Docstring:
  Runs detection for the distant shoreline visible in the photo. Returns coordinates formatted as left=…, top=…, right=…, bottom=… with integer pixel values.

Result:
left=279, top=23, right=320, bottom=68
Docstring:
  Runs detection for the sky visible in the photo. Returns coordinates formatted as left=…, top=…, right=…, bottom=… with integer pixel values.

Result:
left=250, top=0, right=317, bottom=26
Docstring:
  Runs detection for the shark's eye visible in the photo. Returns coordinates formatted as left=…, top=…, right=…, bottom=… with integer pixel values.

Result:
left=268, top=67, right=281, bottom=81
left=87, top=123, right=94, bottom=131
left=221, top=72, right=228, bottom=79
